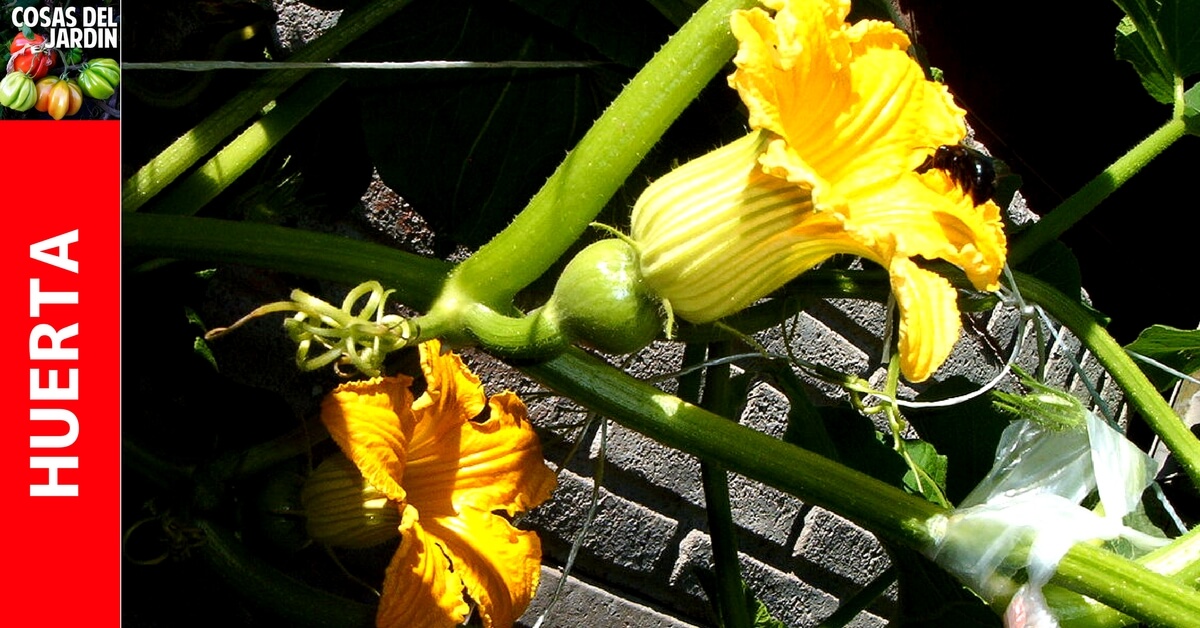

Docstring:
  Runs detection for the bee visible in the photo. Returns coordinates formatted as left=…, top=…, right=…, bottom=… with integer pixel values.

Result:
left=916, top=144, right=997, bottom=205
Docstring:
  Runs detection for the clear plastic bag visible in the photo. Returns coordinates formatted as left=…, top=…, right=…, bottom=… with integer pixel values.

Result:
left=926, top=410, right=1166, bottom=626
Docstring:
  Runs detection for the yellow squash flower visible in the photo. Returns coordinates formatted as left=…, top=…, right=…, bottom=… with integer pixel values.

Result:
left=304, top=339, right=557, bottom=628
left=631, top=0, right=1007, bottom=382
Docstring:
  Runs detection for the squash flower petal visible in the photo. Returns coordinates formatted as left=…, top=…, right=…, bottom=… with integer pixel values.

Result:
left=630, top=0, right=1007, bottom=382
left=314, top=339, right=557, bottom=628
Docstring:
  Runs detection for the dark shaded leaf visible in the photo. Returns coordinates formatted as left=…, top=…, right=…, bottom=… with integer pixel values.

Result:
left=1115, top=14, right=1175, bottom=104
left=1013, top=239, right=1082, bottom=304
left=509, top=0, right=675, bottom=69
left=1160, top=0, right=1200, bottom=77
left=1113, top=0, right=1200, bottom=103
left=820, top=407, right=909, bottom=488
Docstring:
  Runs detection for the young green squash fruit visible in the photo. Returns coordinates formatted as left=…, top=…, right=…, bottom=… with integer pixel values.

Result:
left=543, top=238, right=663, bottom=354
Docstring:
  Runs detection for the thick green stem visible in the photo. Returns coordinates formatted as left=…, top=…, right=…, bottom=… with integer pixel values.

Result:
left=122, top=214, right=450, bottom=309
left=146, top=72, right=346, bottom=216
left=434, top=0, right=757, bottom=313
left=1014, top=271, right=1200, bottom=488
left=1052, top=537, right=1200, bottom=627
left=1054, top=526, right=1200, bottom=627
left=1010, top=117, right=1186, bottom=264
left=524, top=349, right=1200, bottom=628
left=526, top=349, right=942, bottom=547
left=449, top=304, right=567, bottom=358
left=122, top=0, right=415, bottom=211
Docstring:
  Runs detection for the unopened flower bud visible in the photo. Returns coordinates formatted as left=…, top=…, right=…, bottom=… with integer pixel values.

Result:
left=302, top=454, right=401, bottom=548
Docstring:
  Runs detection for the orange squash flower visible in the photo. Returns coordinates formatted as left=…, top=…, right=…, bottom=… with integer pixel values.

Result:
left=304, top=339, right=557, bottom=627
left=631, top=0, right=1007, bottom=382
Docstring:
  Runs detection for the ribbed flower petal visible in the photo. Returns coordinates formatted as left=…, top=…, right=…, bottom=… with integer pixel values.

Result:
left=404, top=342, right=557, bottom=517
left=633, top=130, right=855, bottom=322
left=889, top=257, right=962, bottom=382
left=405, top=387, right=557, bottom=517
left=413, top=339, right=488, bottom=425
left=302, top=454, right=404, bottom=549
left=321, top=376, right=416, bottom=502
left=845, top=171, right=1006, bottom=287
left=424, top=506, right=545, bottom=628
left=376, top=505, right=470, bottom=628
left=909, top=169, right=1008, bottom=291
left=730, top=0, right=965, bottom=206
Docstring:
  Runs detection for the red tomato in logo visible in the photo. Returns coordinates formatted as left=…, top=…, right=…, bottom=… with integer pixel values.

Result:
left=9, top=33, right=58, bottom=80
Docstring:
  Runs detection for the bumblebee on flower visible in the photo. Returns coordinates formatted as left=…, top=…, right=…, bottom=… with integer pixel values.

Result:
left=631, top=0, right=1007, bottom=382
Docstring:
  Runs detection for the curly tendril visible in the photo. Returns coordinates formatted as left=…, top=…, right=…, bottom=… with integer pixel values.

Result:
left=206, top=281, right=417, bottom=376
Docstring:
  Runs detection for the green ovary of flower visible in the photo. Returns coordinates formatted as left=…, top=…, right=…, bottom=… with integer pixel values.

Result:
left=630, top=0, right=1007, bottom=382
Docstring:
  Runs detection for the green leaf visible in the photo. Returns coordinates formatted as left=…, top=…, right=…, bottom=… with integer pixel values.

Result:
left=1115, top=15, right=1175, bottom=104
left=694, top=572, right=787, bottom=628
left=1125, top=324, right=1200, bottom=391
left=900, top=439, right=948, bottom=504
left=1113, top=0, right=1200, bottom=103
left=748, top=588, right=788, bottom=628
left=1160, top=0, right=1200, bottom=77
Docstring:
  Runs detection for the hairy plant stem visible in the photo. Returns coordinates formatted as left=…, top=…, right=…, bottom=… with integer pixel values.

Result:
left=431, top=0, right=758, bottom=322
left=122, top=0, right=415, bottom=211
left=122, top=214, right=449, bottom=308
left=1052, top=526, right=1200, bottom=627
left=1010, top=116, right=1186, bottom=264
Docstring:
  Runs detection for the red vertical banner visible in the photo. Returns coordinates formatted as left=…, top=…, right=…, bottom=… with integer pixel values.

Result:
left=1, top=121, right=121, bottom=625
left=1, top=2, right=122, bottom=626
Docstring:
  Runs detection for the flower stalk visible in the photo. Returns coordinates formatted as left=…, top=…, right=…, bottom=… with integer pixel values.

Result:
left=694, top=343, right=751, bottom=628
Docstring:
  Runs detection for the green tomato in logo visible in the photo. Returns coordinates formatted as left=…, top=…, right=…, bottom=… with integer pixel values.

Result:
left=78, top=58, right=120, bottom=100
left=0, top=72, right=37, bottom=112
